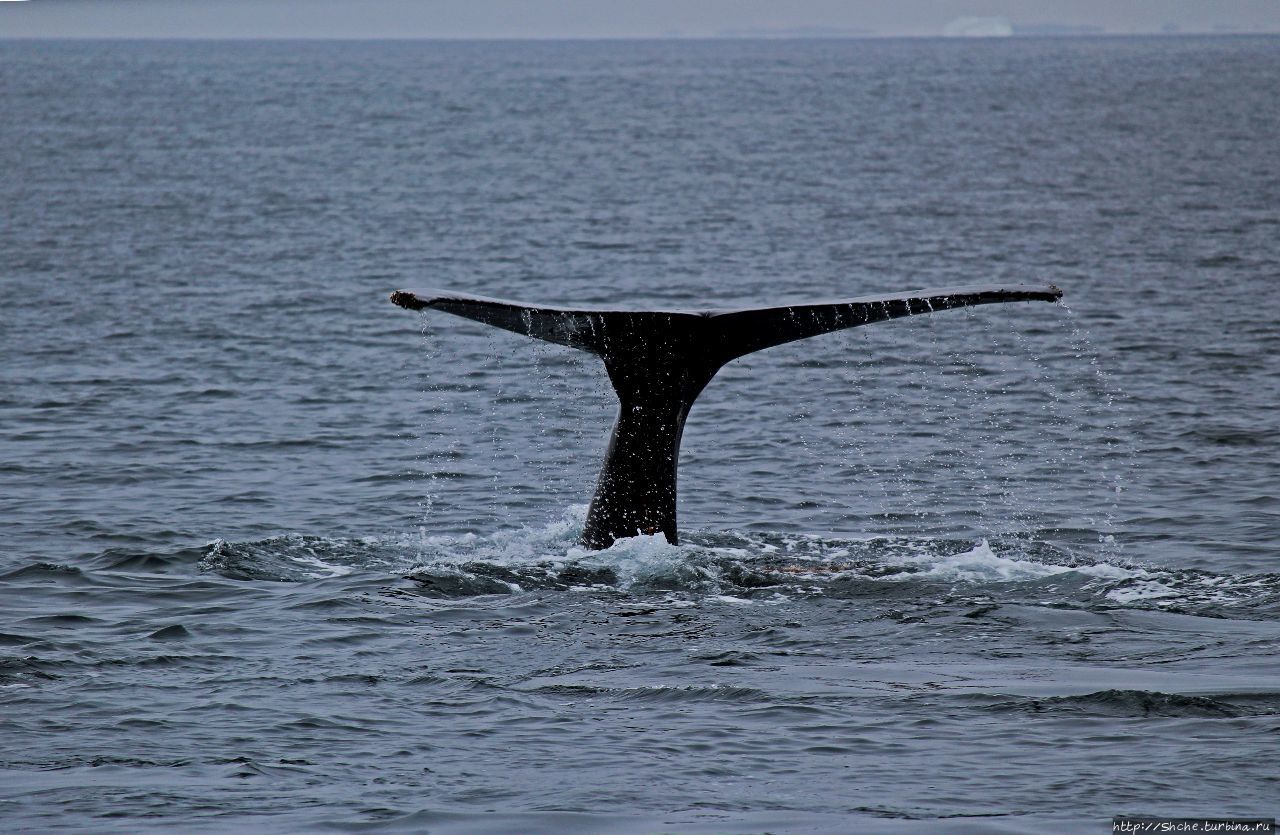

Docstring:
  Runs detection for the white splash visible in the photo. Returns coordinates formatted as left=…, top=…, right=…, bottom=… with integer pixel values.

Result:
left=907, top=539, right=1136, bottom=584
left=288, top=554, right=357, bottom=579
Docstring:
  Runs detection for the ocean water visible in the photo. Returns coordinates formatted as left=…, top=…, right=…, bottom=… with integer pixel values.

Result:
left=2, top=36, right=1279, bottom=832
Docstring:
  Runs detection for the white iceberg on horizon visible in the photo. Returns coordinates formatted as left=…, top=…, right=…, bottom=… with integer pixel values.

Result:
left=943, top=16, right=1014, bottom=37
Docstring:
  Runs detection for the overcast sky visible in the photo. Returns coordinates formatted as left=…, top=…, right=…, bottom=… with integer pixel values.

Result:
left=3, top=0, right=1279, bottom=39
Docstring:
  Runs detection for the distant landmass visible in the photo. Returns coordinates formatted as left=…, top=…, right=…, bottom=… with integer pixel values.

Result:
left=1013, top=23, right=1106, bottom=36
left=712, top=21, right=1117, bottom=40
left=714, top=25, right=874, bottom=39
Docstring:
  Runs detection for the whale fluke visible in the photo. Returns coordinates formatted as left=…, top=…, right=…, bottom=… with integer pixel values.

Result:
left=392, top=283, right=1062, bottom=549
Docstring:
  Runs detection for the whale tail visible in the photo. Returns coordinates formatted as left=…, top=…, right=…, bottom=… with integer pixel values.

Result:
left=391, top=284, right=1062, bottom=549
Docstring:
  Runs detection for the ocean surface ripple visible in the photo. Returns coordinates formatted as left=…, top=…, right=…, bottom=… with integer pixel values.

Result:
left=2, top=36, right=1278, bottom=832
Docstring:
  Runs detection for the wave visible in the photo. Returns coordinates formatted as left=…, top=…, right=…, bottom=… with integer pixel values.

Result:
left=178, top=507, right=1280, bottom=619
left=979, top=689, right=1280, bottom=718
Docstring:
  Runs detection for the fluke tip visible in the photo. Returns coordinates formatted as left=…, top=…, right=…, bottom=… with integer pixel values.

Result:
left=390, top=290, right=426, bottom=310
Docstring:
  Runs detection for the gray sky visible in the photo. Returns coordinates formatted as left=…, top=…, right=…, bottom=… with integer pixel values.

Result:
left=2, top=0, right=1279, bottom=39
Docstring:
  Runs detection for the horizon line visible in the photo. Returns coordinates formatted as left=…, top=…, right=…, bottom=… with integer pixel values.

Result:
left=2, top=31, right=1278, bottom=42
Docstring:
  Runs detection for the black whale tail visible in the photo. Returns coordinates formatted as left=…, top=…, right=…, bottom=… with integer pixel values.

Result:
left=391, top=284, right=1063, bottom=550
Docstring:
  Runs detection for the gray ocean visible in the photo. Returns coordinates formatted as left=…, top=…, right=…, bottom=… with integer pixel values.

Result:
left=2, top=37, right=1278, bottom=833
